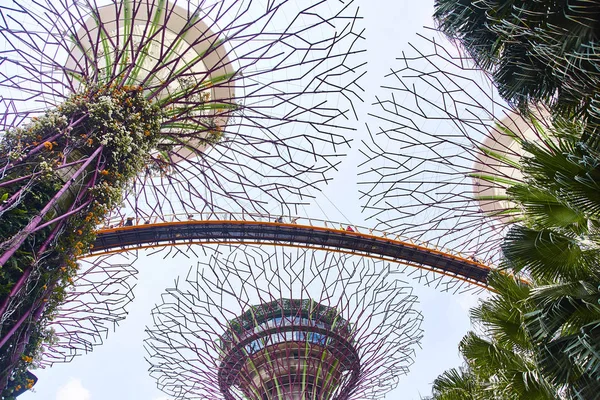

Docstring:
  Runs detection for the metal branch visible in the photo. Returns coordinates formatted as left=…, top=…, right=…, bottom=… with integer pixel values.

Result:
left=359, top=34, right=550, bottom=263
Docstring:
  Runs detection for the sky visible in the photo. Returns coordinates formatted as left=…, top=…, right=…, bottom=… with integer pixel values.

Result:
left=14, top=0, right=492, bottom=399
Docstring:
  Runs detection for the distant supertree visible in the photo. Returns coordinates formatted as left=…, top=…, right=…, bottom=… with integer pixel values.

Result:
left=145, top=245, right=423, bottom=400
left=0, top=0, right=364, bottom=391
left=359, top=35, right=548, bottom=263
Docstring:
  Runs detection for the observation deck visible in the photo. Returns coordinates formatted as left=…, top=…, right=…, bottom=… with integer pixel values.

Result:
left=217, top=299, right=359, bottom=400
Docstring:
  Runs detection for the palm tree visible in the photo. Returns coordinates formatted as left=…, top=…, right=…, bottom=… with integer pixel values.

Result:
left=429, top=271, right=560, bottom=400
left=526, top=278, right=600, bottom=399
left=492, top=117, right=600, bottom=398
left=433, top=0, right=600, bottom=130
left=429, top=115, right=600, bottom=399
left=428, top=365, right=486, bottom=400
left=465, top=272, right=560, bottom=400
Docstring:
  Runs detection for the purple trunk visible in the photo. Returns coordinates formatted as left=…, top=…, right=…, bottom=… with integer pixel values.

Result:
left=0, top=146, right=103, bottom=268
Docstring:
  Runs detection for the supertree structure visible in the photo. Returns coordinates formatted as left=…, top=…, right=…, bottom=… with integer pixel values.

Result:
left=145, top=245, right=423, bottom=400
left=0, top=0, right=364, bottom=390
left=358, top=34, right=547, bottom=263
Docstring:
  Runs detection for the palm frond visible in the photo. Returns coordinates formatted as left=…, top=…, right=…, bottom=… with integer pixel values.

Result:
left=501, top=225, right=598, bottom=281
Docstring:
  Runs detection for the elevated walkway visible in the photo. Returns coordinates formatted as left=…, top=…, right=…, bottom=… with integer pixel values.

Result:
left=91, top=213, right=492, bottom=288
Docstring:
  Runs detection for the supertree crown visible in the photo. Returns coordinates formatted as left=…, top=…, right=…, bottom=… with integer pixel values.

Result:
left=63, top=0, right=236, bottom=162
left=358, top=35, right=548, bottom=262
left=0, top=0, right=364, bottom=391
left=1, top=0, right=365, bottom=216
left=145, top=245, right=423, bottom=400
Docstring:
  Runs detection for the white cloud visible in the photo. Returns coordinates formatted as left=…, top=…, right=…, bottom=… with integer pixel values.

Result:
left=56, top=379, right=91, bottom=400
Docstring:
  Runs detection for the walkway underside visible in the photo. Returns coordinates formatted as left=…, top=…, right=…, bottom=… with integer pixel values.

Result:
left=91, top=220, right=492, bottom=288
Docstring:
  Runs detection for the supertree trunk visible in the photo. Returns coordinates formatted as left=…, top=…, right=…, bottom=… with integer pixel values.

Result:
left=0, top=85, right=161, bottom=393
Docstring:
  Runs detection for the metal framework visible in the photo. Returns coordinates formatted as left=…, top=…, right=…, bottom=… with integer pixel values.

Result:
left=42, top=256, right=137, bottom=366
left=358, top=34, right=548, bottom=263
left=0, top=0, right=365, bottom=390
left=145, top=245, right=423, bottom=399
